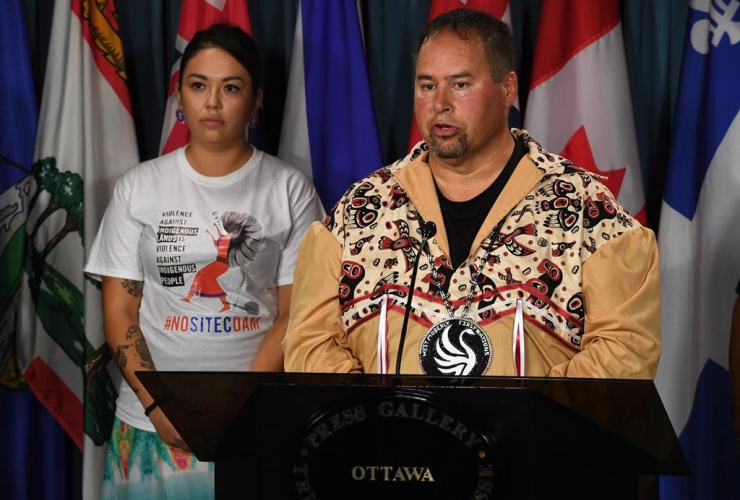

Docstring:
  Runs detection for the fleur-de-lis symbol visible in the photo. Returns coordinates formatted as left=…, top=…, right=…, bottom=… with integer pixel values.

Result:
left=690, top=0, right=740, bottom=54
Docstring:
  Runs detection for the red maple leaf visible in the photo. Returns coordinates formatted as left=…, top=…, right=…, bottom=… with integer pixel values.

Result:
left=560, top=125, right=626, bottom=198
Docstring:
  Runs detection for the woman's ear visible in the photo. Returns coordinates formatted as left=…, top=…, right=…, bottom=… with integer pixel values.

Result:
left=253, top=89, right=264, bottom=115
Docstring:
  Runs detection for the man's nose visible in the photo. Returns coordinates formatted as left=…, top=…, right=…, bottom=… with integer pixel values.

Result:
left=433, top=87, right=451, bottom=113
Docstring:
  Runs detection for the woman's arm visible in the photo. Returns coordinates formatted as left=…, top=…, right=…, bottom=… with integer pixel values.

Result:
left=102, top=276, right=188, bottom=450
left=250, top=284, right=292, bottom=371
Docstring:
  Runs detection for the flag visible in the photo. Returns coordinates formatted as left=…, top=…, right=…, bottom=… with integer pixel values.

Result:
left=524, top=0, right=647, bottom=225
left=15, top=0, right=139, bottom=497
left=656, top=0, right=740, bottom=497
left=407, top=0, right=517, bottom=153
left=0, top=0, right=37, bottom=390
left=159, top=0, right=252, bottom=155
left=278, top=0, right=383, bottom=209
left=0, top=3, right=72, bottom=496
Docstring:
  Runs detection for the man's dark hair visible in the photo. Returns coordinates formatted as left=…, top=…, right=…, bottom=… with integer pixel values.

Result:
left=179, top=23, right=261, bottom=95
left=413, top=8, right=515, bottom=82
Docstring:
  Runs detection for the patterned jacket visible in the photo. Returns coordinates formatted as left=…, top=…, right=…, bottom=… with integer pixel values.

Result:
left=283, top=130, right=660, bottom=378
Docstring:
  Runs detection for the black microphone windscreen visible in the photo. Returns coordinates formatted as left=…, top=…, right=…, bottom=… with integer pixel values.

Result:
left=422, top=221, right=437, bottom=239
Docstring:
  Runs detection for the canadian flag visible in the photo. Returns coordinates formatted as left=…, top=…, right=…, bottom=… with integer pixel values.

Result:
left=159, top=0, right=252, bottom=154
left=524, top=0, right=647, bottom=225
left=407, top=0, right=515, bottom=152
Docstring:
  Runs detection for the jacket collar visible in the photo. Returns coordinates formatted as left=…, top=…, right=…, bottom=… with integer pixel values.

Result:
left=392, top=129, right=563, bottom=260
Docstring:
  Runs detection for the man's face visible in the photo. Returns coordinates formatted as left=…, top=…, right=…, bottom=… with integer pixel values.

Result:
left=414, top=31, right=515, bottom=162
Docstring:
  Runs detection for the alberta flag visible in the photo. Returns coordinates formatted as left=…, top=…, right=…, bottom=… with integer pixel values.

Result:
left=278, top=0, right=383, bottom=209
left=15, top=0, right=139, bottom=498
left=160, top=0, right=252, bottom=155
left=656, top=0, right=740, bottom=498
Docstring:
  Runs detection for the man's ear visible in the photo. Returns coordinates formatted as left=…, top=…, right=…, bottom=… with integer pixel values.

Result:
left=503, top=71, right=518, bottom=107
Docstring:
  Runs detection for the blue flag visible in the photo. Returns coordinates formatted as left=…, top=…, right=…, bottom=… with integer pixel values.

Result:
left=657, top=1, right=740, bottom=498
left=0, top=0, right=37, bottom=385
left=0, top=3, right=37, bottom=179
left=279, top=0, right=383, bottom=209
left=1, top=1, right=73, bottom=499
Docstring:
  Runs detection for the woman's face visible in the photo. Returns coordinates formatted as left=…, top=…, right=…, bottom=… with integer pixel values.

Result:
left=177, top=47, right=262, bottom=148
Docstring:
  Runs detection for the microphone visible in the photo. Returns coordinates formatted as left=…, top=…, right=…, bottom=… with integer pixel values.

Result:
left=395, top=221, right=437, bottom=375
left=422, top=221, right=438, bottom=240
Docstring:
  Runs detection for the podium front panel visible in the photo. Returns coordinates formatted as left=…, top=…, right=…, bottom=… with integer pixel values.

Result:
left=137, top=372, right=688, bottom=500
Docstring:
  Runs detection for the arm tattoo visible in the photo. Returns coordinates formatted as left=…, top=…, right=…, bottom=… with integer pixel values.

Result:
left=126, top=325, right=143, bottom=340
left=114, top=345, right=130, bottom=370
left=126, top=325, right=155, bottom=370
left=135, top=338, right=155, bottom=370
left=121, top=279, right=143, bottom=298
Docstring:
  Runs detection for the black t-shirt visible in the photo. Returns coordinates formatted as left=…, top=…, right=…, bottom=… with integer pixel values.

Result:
left=436, top=137, right=527, bottom=269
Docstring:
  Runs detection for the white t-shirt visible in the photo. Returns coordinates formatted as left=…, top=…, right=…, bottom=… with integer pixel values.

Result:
left=85, top=146, right=324, bottom=431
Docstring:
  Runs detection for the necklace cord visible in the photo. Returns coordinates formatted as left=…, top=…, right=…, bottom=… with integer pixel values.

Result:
left=428, top=219, right=504, bottom=319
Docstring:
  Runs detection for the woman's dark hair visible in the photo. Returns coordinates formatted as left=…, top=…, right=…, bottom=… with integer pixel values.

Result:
left=179, top=23, right=261, bottom=95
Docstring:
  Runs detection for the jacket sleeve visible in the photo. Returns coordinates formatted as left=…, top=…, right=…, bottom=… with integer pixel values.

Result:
left=282, top=222, right=363, bottom=373
left=548, top=227, right=661, bottom=379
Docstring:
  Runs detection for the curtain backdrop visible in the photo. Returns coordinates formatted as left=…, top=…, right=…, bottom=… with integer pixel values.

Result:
left=21, top=0, right=689, bottom=228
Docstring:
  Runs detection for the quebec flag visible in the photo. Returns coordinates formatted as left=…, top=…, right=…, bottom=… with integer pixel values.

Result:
left=656, top=0, right=740, bottom=498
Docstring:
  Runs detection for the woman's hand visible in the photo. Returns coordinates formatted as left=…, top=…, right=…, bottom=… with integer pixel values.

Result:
left=148, top=407, right=190, bottom=452
left=251, top=285, right=292, bottom=371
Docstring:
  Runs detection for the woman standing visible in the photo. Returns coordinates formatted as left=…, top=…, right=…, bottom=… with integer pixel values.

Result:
left=85, top=24, right=324, bottom=499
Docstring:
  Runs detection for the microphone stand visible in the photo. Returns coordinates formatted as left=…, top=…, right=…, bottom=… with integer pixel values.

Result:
left=395, top=221, right=437, bottom=375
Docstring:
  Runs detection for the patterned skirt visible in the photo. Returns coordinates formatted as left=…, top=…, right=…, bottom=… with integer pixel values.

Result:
left=101, top=417, right=214, bottom=500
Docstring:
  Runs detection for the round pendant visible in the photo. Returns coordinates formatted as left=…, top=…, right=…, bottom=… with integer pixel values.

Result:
left=419, top=318, right=493, bottom=376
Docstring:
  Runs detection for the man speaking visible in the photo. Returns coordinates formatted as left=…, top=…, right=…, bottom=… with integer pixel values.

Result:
left=283, top=8, right=660, bottom=379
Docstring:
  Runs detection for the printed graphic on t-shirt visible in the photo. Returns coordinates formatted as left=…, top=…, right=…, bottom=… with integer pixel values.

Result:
left=179, top=210, right=264, bottom=314
left=160, top=314, right=262, bottom=334
left=155, top=210, right=200, bottom=286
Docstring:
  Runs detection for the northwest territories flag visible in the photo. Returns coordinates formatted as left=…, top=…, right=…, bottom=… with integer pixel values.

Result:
left=160, top=0, right=252, bottom=155
left=278, top=0, right=383, bottom=209
left=656, top=0, right=740, bottom=498
left=407, top=0, right=518, bottom=152
left=524, top=0, right=647, bottom=225
left=15, top=0, right=139, bottom=497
